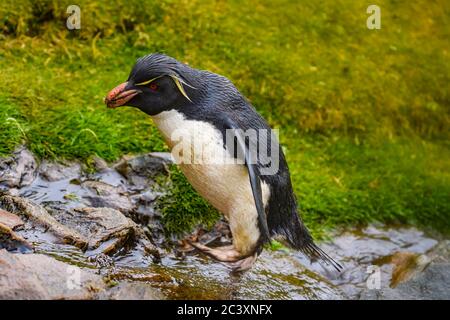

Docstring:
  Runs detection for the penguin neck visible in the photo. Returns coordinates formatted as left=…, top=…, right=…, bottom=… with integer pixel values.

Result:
left=151, top=110, right=186, bottom=149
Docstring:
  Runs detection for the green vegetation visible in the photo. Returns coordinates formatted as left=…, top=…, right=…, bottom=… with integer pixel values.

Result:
left=0, top=0, right=449, bottom=237
left=157, top=166, right=220, bottom=235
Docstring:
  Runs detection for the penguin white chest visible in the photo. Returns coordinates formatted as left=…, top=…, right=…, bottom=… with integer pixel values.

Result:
left=152, top=110, right=270, bottom=254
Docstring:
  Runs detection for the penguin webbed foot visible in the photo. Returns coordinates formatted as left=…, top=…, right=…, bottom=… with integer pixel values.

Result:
left=188, top=241, right=240, bottom=262
left=188, top=241, right=257, bottom=272
left=230, top=253, right=258, bottom=273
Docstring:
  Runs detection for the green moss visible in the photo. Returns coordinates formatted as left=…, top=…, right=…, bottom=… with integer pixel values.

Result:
left=157, top=166, right=220, bottom=236
left=287, top=135, right=450, bottom=238
left=0, top=98, right=28, bottom=156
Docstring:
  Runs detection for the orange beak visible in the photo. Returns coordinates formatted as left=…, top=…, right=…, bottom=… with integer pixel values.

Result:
left=104, top=82, right=140, bottom=109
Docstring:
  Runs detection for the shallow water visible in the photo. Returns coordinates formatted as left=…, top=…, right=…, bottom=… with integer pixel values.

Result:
left=16, top=218, right=441, bottom=300
left=21, top=226, right=342, bottom=299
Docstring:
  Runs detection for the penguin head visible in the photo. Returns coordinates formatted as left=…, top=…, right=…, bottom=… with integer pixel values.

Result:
left=104, top=53, right=196, bottom=115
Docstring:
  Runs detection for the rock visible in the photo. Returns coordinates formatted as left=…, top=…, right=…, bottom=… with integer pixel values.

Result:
left=38, top=160, right=81, bottom=182
left=90, top=156, right=109, bottom=172
left=46, top=205, right=158, bottom=258
left=114, top=153, right=169, bottom=189
left=81, top=180, right=134, bottom=213
left=148, top=152, right=174, bottom=163
left=0, top=194, right=158, bottom=257
left=0, top=223, right=32, bottom=252
left=360, top=262, right=450, bottom=300
left=0, top=249, right=165, bottom=300
left=90, top=167, right=128, bottom=187
left=319, top=225, right=442, bottom=299
left=0, top=208, right=24, bottom=229
left=363, top=225, right=438, bottom=253
left=397, top=262, right=450, bottom=299
left=99, top=282, right=165, bottom=300
left=359, top=240, right=450, bottom=300
left=389, top=252, right=431, bottom=287
left=0, top=147, right=37, bottom=189
left=48, top=206, right=137, bottom=254
left=327, top=233, right=400, bottom=264
left=0, top=195, right=86, bottom=248
left=0, top=249, right=104, bottom=299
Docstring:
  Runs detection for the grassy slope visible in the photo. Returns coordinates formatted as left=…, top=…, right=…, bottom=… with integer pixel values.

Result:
left=0, top=0, right=449, bottom=237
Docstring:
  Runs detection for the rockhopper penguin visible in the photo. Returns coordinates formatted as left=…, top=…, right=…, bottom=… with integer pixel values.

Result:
left=104, top=53, right=342, bottom=272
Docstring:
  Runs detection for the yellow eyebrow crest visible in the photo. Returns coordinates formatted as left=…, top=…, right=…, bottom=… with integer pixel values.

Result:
left=135, top=76, right=162, bottom=86
left=135, top=74, right=194, bottom=103
left=170, top=75, right=192, bottom=102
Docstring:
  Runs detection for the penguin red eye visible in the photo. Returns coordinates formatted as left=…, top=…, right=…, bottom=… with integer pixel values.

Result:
left=149, top=83, right=158, bottom=91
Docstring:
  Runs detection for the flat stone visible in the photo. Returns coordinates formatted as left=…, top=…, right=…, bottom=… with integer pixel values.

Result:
left=0, top=208, right=24, bottom=229
left=0, top=147, right=37, bottom=188
left=0, top=249, right=104, bottom=299
left=328, top=233, right=400, bottom=264
left=0, top=250, right=165, bottom=300
left=81, top=180, right=134, bottom=213
left=39, top=160, right=81, bottom=182
left=148, top=152, right=174, bottom=163
left=0, top=249, right=102, bottom=299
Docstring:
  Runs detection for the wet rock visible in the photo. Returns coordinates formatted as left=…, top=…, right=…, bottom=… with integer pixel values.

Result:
left=0, top=249, right=165, bottom=300
left=363, top=225, right=438, bottom=253
left=0, top=249, right=105, bottom=299
left=357, top=238, right=450, bottom=300
left=328, top=233, right=400, bottom=264
left=49, top=206, right=136, bottom=254
left=81, top=180, right=133, bottom=213
left=39, top=160, right=81, bottom=182
left=0, top=208, right=24, bottom=229
left=382, top=241, right=450, bottom=300
left=114, top=153, right=170, bottom=189
left=99, top=282, right=165, bottom=300
left=46, top=205, right=159, bottom=258
left=319, top=225, right=442, bottom=299
left=360, top=262, right=450, bottom=300
left=1, top=193, right=158, bottom=258
left=0, top=224, right=32, bottom=252
left=148, top=152, right=174, bottom=163
left=90, top=156, right=109, bottom=172
left=389, top=252, right=431, bottom=287
left=0, top=195, right=86, bottom=248
left=0, top=147, right=37, bottom=189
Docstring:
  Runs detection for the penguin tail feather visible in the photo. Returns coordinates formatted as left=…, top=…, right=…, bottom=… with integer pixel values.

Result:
left=299, top=240, right=343, bottom=272
left=278, top=218, right=343, bottom=272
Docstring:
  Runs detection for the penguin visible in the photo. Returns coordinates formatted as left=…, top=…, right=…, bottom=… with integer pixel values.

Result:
left=104, top=53, right=342, bottom=272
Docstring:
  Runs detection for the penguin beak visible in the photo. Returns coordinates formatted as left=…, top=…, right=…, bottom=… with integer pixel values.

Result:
left=104, top=82, right=140, bottom=109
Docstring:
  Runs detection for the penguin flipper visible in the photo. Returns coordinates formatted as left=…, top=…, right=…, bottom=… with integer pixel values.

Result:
left=221, top=116, right=271, bottom=243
